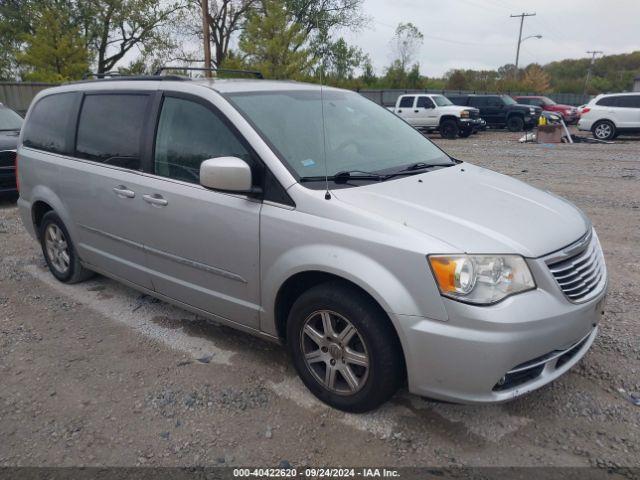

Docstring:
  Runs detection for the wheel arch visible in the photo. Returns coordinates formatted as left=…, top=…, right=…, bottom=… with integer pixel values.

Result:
left=29, top=185, right=77, bottom=243
left=273, top=269, right=408, bottom=382
left=439, top=115, right=459, bottom=126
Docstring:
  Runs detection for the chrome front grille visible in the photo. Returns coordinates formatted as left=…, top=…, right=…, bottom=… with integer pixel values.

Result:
left=546, top=230, right=606, bottom=303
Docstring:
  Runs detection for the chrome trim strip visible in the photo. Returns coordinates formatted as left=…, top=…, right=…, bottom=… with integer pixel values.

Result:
left=543, top=229, right=592, bottom=265
left=78, top=224, right=246, bottom=284
left=507, top=328, right=594, bottom=374
left=144, top=244, right=247, bottom=283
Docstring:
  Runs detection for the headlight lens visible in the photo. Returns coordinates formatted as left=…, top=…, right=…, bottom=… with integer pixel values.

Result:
left=428, top=255, right=535, bottom=305
left=460, top=110, right=470, bottom=118
left=529, top=107, right=536, bottom=114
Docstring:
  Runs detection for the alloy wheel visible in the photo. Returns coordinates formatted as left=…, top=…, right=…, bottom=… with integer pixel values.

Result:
left=594, top=123, right=612, bottom=139
left=45, top=224, right=70, bottom=275
left=300, top=310, right=370, bottom=395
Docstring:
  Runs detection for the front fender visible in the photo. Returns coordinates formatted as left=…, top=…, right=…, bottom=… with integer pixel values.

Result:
left=260, top=243, right=447, bottom=339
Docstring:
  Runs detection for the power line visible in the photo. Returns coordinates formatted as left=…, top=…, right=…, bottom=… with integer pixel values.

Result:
left=510, top=12, right=536, bottom=77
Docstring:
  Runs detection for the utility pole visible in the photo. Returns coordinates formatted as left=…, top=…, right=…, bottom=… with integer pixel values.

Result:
left=511, top=12, right=536, bottom=79
left=584, top=50, right=603, bottom=94
left=201, top=0, right=212, bottom=77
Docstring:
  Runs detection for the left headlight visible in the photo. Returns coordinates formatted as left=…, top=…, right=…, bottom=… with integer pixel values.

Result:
left=460, top=110, right=470, bottom=118
left=428, top=254, right=536, bottom=305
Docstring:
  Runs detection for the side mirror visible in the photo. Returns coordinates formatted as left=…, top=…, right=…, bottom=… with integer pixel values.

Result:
left=200, top=157, right=253, bottom=193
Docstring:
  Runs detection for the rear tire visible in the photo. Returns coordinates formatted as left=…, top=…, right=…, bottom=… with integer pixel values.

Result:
left=592, top=120, right=616, bottom=141
left=39, top=211, right=93, bottom=284
left=286, top=281, right=404, bottom=413
left=439, top=119, right=459, bottom=139
left=506, top=115, right=525, bottom=132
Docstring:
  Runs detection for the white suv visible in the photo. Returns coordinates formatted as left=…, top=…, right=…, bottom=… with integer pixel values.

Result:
left=578, top=92, right=640, bottom=140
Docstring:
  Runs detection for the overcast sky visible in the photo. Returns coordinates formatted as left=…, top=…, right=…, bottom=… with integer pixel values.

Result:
left=341, top=0, right=640, bottom=77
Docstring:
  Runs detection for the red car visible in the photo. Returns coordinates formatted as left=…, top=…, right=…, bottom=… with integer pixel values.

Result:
left=513, top=96, right=579, bottom=124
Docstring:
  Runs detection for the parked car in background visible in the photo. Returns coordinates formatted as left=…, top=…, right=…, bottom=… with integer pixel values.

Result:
left=389, top=94, right=482, bottom=139
left=447, top=94, right=542, bottom=132
left=0, top=103, right=23, bottom=197
left=578, top=93, right=640, bottom=140
left=513, top=96, right=579, bottom=124
left=17, top=76, right=606, bottom=412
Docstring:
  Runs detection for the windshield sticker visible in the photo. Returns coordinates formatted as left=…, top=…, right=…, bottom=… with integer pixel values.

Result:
left=301, top=159, right=316, bottom=167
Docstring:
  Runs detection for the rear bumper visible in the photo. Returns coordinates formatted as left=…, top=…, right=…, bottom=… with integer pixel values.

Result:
left=578, top=118, right=594, bottom=131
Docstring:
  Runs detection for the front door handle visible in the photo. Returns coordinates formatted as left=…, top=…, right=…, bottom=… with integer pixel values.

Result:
left=113, top=185, right=135, bottom=198
left=143, top=193, right=168, bottom=207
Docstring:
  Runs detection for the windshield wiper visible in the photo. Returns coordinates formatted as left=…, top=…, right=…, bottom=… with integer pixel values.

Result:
left=381, top=162, right=455, bottom=180
left=300, top=170, right=384, bottom=184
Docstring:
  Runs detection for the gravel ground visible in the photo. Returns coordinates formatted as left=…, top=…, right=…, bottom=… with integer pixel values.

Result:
left=0, top=129, right=639, bottom=470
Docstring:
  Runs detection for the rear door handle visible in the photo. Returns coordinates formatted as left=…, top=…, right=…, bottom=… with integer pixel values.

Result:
left=113, top=185, right=135, bottom=198
left=143, top=194, right=168, bottom=207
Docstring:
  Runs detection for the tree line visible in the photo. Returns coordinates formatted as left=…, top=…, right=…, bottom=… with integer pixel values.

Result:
left=1, top=1, right=638, bottom=95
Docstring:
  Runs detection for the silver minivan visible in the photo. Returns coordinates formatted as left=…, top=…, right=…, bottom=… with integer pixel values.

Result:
left=16, top=75, right=607, bottom=412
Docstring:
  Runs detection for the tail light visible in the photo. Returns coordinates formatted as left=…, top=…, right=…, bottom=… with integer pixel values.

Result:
left=581, top=108, right=590, bottom=115
left=14, top=152, right=19, bottom=192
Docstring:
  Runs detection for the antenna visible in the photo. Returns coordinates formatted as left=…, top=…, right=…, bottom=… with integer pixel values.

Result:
left=318, top=20, right=331, bottom=200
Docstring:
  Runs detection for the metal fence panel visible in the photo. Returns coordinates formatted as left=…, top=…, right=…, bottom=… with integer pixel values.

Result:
left=0, top=82, right=57, bottom=115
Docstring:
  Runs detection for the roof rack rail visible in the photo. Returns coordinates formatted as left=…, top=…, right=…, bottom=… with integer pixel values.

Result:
left=154, top=66, right=264, bottom=79
left=76, top=71, right=187, bottom=83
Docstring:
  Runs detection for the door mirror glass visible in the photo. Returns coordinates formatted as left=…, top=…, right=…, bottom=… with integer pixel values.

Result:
left=200, top=157, right=253, bottom=192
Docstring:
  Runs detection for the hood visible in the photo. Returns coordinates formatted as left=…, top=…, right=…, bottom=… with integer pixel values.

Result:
left=332, top=163, right=589, bottom=257
left=440, top=105, right=478, bottom=115
left=548, top=104, right=574, bottom=111
left=514, top=103, right=542, bottom=113
left=0, top=130, right=20, bottom=151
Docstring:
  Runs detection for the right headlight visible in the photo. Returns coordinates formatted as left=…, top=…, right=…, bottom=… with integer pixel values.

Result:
left=428, top=254, right=536, bottom=305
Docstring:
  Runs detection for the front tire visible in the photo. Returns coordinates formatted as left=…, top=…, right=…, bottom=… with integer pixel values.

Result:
left=286, top=282, right=404, bottom=413
left=40, top=211, right=93, bottom=283
left=458, top=126, right=473, bottom=138
left=592, top=120, right=616, bottom=140
left=506, top=115, right=525, bottom=132
left=439, top=119, right=459, bottom=139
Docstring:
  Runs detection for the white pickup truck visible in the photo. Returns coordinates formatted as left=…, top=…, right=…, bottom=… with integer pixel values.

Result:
left=389, top=94, right=483, bottom=139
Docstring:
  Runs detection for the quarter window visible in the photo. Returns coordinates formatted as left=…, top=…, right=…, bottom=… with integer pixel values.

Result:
left=76, top=94, right=148, bottom=169
left=154, top=96, right=251, bottom=184
left=22, top=93, right=76, bottom=154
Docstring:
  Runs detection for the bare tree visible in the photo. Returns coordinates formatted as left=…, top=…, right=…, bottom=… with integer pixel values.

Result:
left=390, top=22, right=423, bottom=72
left=81, top=0, right=187, bottom=73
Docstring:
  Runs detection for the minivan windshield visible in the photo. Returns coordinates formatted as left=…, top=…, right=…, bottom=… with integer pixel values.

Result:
left=0, top=107, right=23, bottom=131
left=226, top=90, right=452, bottom=183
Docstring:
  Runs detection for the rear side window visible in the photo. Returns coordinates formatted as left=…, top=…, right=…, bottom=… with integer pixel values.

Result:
left=596, top=96, right=633, bottom=107
left=75, top=94, right=149, bottom=170
left=468, top=97, right=487, bottom=107
left=416, top=97, right=435, bottom=108
left=517, top=98, right=531, bottom=105
left=154, top=96, right=251, bottom=184
left=22, top=93, right=76, bottom=154
left=399, top=96, right=415, bottom=108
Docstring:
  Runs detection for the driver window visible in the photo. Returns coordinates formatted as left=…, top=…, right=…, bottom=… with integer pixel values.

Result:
left=416, top=97, right=435, bottom=109
left=154, top=97, right=250, bottom=184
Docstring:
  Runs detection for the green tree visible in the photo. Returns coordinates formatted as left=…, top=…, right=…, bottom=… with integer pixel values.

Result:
left=445, top=70, right=468, bottom=90
left=238, top=0, right=312, bottom=79
left=18, top=5, right=89, bottom=82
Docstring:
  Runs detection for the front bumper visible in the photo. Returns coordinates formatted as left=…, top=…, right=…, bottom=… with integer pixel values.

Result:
left=398, top=251, right=607, bottom=403
left=0, top=166, right=17, bottom=195
left=458, top=118, right=482, bottom=129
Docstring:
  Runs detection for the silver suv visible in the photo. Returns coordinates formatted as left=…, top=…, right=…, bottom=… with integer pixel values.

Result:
left=16, top=75, right=607, bottom=412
